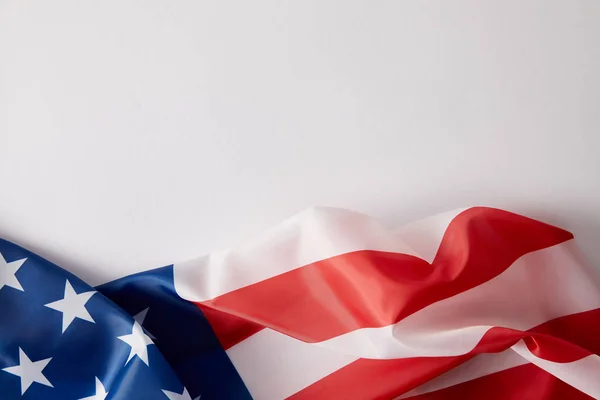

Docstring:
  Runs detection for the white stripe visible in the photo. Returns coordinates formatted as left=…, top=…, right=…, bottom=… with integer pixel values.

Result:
left=226, top=328, right=357, bottom=400
left=397, top=350, right=529, bottom=399
left=228, top=333, right=530, bottom=400
left=512, top=341, right=600, bottom=398
left=173, top=207, right=464, bottom=301
left=399, top=342, right=600, bottom=399
left=228, top=241, right=600, bottom=398
left=393, top=208, right=466, bottom=264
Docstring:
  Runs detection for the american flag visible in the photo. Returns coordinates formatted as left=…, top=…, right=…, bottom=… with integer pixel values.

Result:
left=1, top=207, right=599, bottom=399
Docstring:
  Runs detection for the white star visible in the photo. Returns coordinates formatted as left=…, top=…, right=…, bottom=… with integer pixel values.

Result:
left=133, top=307, right=156, bottom=340
left=2, top=348, right=53, bottom=395
left=45, top=280, right=96, bottom=333
left=117, top=320, right=154, bottom=366
left=162, top=387, right=200, bottom=400
left=0, top=252, right=26, bottom=292
left=78, top=377, right=108, bottom=400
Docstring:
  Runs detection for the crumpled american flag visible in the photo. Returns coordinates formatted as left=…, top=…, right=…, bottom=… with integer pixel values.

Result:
left=1, top=207, right=599, bottom=399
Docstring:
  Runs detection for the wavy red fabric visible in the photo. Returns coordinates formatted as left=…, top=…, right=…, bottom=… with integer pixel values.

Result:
left=404, top=363, right=593, bottom=400
left=287, top=308, right=600, bottom=400
left=196, top=207, right=573, bottom=349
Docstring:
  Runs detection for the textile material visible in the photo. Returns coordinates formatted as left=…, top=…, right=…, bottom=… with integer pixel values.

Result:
left=1, top=207, right=599, bottom=399
left=0, top=240, right=185, bottom=399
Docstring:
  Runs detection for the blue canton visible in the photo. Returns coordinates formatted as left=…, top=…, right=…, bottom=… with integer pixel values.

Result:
left=97, top=267, right=252, bottom=400
left=0, top=238, right=248, bottom=399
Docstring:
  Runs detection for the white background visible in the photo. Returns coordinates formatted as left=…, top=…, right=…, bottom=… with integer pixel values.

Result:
left=1, top=1, right=599, bottom=286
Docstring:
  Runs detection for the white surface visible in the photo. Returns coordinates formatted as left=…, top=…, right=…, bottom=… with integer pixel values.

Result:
left=1, top=1, right=599, bottom=285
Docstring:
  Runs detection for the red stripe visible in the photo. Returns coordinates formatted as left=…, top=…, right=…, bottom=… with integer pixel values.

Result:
left=197, top=305, right=264, bottom=350
left=524, top=306, right=600, bottom=358
left=196, top=207, right=573, bottom=349
left=287, top=308, right=600, bottom=400
left=403, top=363, right=593, bottom=400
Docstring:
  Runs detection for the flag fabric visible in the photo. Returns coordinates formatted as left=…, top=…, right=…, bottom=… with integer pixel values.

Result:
left=1, top=206, right=600, bottom=399
left=0, top=242, right=187, bottom=399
